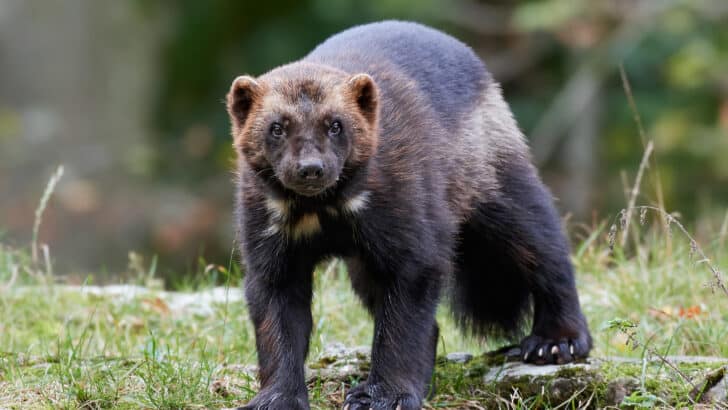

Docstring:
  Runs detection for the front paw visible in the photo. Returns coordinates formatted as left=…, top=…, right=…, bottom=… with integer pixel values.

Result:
left=343, top=382, right=372, bottom=410
left=343, top=382, right=421, bottom=410
left=520, top=331, right=591, bottom=365
left=237, top=390, right=309, bottom=410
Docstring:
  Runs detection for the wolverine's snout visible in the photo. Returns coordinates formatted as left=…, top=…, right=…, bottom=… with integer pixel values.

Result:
left=279, top=155, right=335, bottom=196
left=297, top=158, right=325, bottom=180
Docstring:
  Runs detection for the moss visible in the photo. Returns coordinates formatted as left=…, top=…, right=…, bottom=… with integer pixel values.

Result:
left=426, top=355, right=727, bottom=408
left=553, top=364, right=595, bottom=378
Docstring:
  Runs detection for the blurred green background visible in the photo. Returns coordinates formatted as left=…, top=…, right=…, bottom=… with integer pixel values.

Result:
left=0, top=0, right=726, bottom=278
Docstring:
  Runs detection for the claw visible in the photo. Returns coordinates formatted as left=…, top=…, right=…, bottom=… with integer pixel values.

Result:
left=344, top=405, right=349, bottom=410
left=570, top=344, right=575, bottom=355
left=538, top=347, right=543, bottom=357
left=551, top=345, right=559, bottom=355
left=524, top=351, right=529, bottom=361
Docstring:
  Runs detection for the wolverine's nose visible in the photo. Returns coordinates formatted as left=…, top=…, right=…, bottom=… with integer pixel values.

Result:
left=297, top=159, right=324, bottom=180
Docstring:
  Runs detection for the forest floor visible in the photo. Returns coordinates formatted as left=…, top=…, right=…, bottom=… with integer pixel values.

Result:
left=1, top=215, right=727, bottom=409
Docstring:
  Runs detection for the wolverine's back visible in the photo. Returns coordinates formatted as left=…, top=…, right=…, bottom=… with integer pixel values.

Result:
left=305, top=20, right=529, bottom=222
left=305, top=21, right=490, bottom=127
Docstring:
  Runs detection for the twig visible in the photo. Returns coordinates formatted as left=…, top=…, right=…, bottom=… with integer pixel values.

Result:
left=217, top=240, right=238, bottom=362
left=620, top=140, right=654, bottom=247
left=619, top=65, right=670, bottom=253
left=619, top=65, right=647, bottom=147
left=611, top=319, right=697, bottom=392
left=42, top=244, right=53, bottom=281
left=322, top=259, right=339, bottom=277
left=719, top=209, right=728, bottom=251
left=32, top=165, right=64, bottom=263
left=0, top=260, right=19, bottom=292
left=647, top=346, right=695, bottom=391
left=551, top=386, right=589, bottom=410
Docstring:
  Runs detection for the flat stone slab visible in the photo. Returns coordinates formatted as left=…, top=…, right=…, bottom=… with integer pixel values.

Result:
left=15, top=284, right=244, bottom=316
left=445, top=352, right=474, bottom=364
left=304, top=344, right=728, bottom=407
left=483, top=360, right=596, bottom=382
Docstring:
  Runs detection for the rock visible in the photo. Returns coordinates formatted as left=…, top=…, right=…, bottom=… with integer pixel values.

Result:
left=209, top=377, right=245, bottom=398
left=691, top=365, right=727, bottom=405
left=605, top=377, right=640, bottom=405
left=483, top=359, right=602, bottom=404
left=17, top=285, right=245, bottom=317
left=477, top=355, right=728, bottom=407
left=307, top=343, right=370, bottom=382
left=445, top=352, right=473, bottom=364
left=212, top=344, right=728, bottom=408
left=704, top=380, right=727, bottom=406
left=315, top=342, right=370, bottom=363
left=483, top=360, right=596, bottom=382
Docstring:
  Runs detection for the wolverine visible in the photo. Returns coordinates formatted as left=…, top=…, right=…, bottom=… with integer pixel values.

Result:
left=227, top=21, right=592, bottom=410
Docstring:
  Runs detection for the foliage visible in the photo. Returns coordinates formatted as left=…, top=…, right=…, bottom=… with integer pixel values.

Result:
left=149, top=0, right=728, bottom=223
left=1, top=216, right=726, bottom=408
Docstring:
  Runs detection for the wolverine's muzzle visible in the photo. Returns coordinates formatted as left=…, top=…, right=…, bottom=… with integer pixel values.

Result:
left=279, top=156, right=336, bottom=196
left=297, top=158, right=325, bottom=181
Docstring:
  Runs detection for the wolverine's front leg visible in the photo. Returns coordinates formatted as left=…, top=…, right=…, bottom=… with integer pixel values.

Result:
left=344, top=261, right=442, bottom=410
left=238, top=257, right=315, bottom=410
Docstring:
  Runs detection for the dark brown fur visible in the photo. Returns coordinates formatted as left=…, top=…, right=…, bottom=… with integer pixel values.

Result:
left=227, top=21, right=592, bottom=410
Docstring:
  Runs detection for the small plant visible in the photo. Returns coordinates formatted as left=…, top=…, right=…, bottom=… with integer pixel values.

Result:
left=621, top=389, right=663, bottom=408
left=604, top=317, right=699, bottom=407
left=608, top=205, right=728, bottom=298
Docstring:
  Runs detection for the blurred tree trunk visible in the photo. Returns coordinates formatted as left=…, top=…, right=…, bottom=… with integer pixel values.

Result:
left=0, top=0, right=167, bottom=272
left=560, top=68, right=600, bottom=218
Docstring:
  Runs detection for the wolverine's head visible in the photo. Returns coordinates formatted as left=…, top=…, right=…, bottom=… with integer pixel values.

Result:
left=227, top=63, right=379, bottom=197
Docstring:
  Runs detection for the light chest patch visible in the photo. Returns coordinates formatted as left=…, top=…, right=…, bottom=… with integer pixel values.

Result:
left=291, top=213, right=321, bottom=239
left=261, top=191, right=370, bottom=240
left=342, top=191, right=371, bottom=214
left=264, top=198, right=289, bottom=220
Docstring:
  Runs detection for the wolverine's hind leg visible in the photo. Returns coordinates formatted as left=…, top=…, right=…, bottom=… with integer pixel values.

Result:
left=454, top=161, right=592, bottom=365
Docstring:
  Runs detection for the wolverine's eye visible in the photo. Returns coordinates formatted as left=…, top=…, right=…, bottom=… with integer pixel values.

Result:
left=270, top=123, right=285, bottom=138
left=328, top=120, right=342, bottom=137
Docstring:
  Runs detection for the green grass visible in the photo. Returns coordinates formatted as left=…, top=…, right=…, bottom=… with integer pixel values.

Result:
left=1, top=217, right=727, bottom=408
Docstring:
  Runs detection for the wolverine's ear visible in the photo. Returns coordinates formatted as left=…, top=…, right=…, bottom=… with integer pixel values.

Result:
left=227, top=75, right=262, bottom=130
left=346, top=73, right=378, bottom=126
